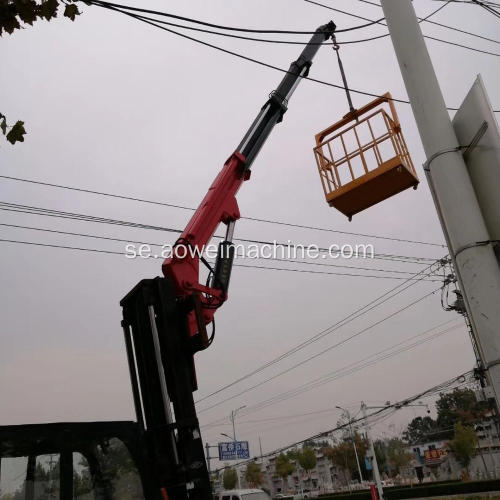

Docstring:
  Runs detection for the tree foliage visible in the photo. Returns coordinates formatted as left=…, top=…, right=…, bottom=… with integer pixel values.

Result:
left=386, top=438, right=412, bottom=475
left=5, top=457, right=92, bottom=499
left=403, top=389, right=487, bottom=443
left=436, top=388, right=487, bottom=432
left=245, top=461, right=263, bottom=488
left=297, top=446, right=317, bottom=489
left=300, top=438, right=329, bottom=450
left=0, top=112, right=26, bottom=145
left=298, top=446, right=317, bottom=474
left=223, top=467, right=238, bottom=490
left=0, top=0, right=84, bottom=36
left=450, top=422, right=477, bottom=471
left=1, top=0, right=86, bottom=145
left=403, top=416, right=439, bottom=444
left=275, top=453, right=295, bottom=480
left=322, top=432, right=369, bottom=481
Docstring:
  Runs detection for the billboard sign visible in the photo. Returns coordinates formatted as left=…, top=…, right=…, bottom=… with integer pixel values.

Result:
left=218, top=441, right=250, bottom=460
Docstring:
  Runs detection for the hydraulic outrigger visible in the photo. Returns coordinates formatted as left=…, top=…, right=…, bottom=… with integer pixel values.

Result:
left=120, top=20, right=336, bottom=499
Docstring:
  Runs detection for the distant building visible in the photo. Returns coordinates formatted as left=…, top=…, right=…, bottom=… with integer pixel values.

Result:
left=404, top=414, right=500, bottom=482
left=260, top=450, right=346, bottom=496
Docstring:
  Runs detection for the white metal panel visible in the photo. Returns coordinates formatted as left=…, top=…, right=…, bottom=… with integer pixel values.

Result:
left=453, top=75, right=500, bottom=241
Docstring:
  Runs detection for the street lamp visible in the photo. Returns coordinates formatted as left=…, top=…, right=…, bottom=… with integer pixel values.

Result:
left=230, top=405, right=246, bottom=442
left=220, top=433, right=233, bottom=440
left=336, top=405, right=364, bottom=483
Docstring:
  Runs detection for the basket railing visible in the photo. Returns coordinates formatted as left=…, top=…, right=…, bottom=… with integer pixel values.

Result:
left=314, top=108, right=416, bottom=198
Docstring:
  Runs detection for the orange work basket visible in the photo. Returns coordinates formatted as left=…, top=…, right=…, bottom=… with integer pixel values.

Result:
left=314, top=93, right=418, bottom=220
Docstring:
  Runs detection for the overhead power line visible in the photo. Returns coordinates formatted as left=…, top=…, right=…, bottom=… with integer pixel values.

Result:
left=197, top=287, right=441, bottom=414
left=1, top=207, right=444, bottom=406
left=0, top=201, right=439, bottom=263
left=225, top=407, right=341, bottom=427
left=83, top=1, right=500, bottom=112
left=1, top=222, right=434, bottom=278
left=356, top=0, right=500, bottom=45
left=0, top=175, right=445, bottom=248
left=431, top=0, right=500, bottom=6
left=202, top=319, right=462, bottom=429
left=203, top=318, right=460, bottom=427
left=318, top=0, right=450, bottom=27
left=0, top=214, right=444, bottom=411
left=237, top=322, right=457, bottom=416
left=195, top=258, right=443, bottom=406
left=87, top=0, right=500, bottom=56
left=208, top=370, right=473, bottom=466
left=229, top=262, right=438, bottom=280
left=209, top=324, right=461, bottom=430
left=305, top=0, right=500, bottom=57
left=100, top=9, right=371, bottom=47
left=87, top=2, right=414, bottom=103
left=474, top=0, right=500, bottom=19
left=0, top=237, right=442, bottom=281
left=0, top=238, right=124, bottom=256
left=86, top=0, right=383, bottom=34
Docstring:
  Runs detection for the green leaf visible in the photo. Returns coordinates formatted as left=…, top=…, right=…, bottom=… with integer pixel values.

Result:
left=0, top=117, right=6, bottom=136
left=63, top=3, right=79, bottom=21
left=41, top=0, right=59, bottom=21
left=6, top=120, right=26, bottom=144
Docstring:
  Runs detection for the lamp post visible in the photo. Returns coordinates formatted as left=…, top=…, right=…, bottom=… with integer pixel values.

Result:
left=230, top=405, right=246, bottom=441
left=221, top=404, right=246, bottom=490
left=336, top=405, right=363, bottom=484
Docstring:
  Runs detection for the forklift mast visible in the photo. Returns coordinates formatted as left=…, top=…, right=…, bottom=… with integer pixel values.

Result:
left=120, top=21, right=336, bottom=499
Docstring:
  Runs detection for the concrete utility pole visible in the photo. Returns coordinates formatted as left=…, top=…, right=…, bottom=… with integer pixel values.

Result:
left=381, top=0, right=500, bottom=410
left=361, top=403, right=384, bottom=499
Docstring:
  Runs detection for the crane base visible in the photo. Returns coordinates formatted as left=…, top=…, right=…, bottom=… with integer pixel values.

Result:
left=121, top=277, right=211, bottom=500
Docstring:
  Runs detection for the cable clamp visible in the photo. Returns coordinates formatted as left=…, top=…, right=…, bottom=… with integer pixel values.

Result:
left=423, top=121, right=488, bottom=172
left=454, top=239, right=500, bottom=260
left=485, top=358, right=500, bottom=371
left=422, top=147, right=462, bottom=172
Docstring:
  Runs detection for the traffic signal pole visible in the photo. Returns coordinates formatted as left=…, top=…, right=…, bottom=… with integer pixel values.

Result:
left=380, top=0, right=500, bottom=411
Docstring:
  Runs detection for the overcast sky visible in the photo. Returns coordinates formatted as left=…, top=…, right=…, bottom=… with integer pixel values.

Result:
left=1, top=0, right=499, bottom=468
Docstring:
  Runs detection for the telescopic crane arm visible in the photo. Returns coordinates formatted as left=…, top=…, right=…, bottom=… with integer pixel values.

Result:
left=162, top=21, right=336, bottom=351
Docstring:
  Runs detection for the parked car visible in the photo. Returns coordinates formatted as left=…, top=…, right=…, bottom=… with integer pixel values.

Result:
left=293, top=489, right=319, bottom=499
left=217, top=489, right=271, bottom=500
